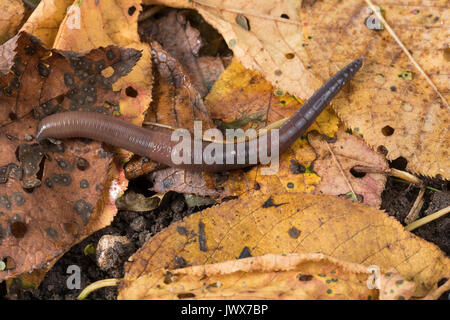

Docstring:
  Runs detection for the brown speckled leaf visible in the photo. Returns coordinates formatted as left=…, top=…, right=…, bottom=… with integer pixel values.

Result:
left=123, top=192, right=449, bottom=297
left=0, top=32, right=140, bottom=280
left=120, top=253, right=416, bottom=300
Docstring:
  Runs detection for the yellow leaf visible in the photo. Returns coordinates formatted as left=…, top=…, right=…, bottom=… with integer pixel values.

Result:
left=122, top=192, right=449, bottom=297
left=120, top=253, right=416, bottom=300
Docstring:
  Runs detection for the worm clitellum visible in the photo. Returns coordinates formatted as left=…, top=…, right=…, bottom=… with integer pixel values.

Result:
left=36, top=58, right=363, bottom=172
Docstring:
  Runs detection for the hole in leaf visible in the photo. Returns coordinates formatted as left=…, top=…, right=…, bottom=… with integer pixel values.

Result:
left=8, top=112, right=17, bottom=121
left=10, top=221, right=27, bottom=238
left=390, top=156, right=408, bottom=170
left=126, top=86, right=138, bottom=98
left=350, top=167, right=366, bottom=178
left=381, top=125, right=394, bottom=136
left=128, top=6, right=136, bottom=16
left=280, top=13, right=290, bottom=19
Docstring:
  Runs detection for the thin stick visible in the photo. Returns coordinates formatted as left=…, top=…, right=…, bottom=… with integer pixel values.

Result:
left=77, top=278, right=121, bottom=300
left=352, top=166, right=422, bottom=185
left=364, top=0, right=448, bottom=107
left=404, top=185, right=425, bottom=225
left=325, top=142, right=357, bottom=201
left=405, top=205, right=450, bottom=232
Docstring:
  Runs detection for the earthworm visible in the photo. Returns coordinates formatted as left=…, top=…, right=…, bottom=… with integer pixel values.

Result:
left=36, top=58, right=363, bottom=172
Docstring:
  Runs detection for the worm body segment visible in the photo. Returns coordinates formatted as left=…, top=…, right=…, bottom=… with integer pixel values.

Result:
left=36, top=58, right=363, bottom=172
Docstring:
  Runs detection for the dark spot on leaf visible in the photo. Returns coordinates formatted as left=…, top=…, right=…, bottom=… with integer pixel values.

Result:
left=274, top=69, right=282, bottom=76
left=289, top=160, right=306, bottom=174
left=173, top=256, right=187, bottom=269
left=253, top=182, right=260, bottom=190
left=390, top=86, right=397, bottom=92
left=106, top=49, right=116, bottom=61
left=10, top=221, right=27, bottom=238
left=286, top=182, right=294, bottom=189
left=44, top=227, right=58, bottom=238
left=235, top=14, right=250, bottom=31
left=80, top=179, right=89, bottom=189
left=37, top=62, right=50, bottom=78
left=377, top=145, right=388, bottom=155
left=297, top=274, right=313, bottom=281
left=50, top=173, right=72, bottom=186
left=64, top=73, right=75, bottom=87
left=326, top=289, right=332, bottom=294
left=238, top=246, right=252, bottom=259
left=12, top=192, right=25, bottom=206
left=288, top=227, right=301, bottom=239
left=0, top=194, right=11, bottom=210
left=56, top=158, right=73, bottom=171
left=285, top=53, right=295, bottom=59
left=73, top=199, right=94, bottom=225
left=176, top=226, right=188, bottom=235
left=262, top=196, right=287, bottom=208
left=177, top=292, right=195, bottom=299
left=198, top=221, right=207, bottom=252
left=280, top=13, right=290, bottom=19
left=44, top=178, right=53, bottom=188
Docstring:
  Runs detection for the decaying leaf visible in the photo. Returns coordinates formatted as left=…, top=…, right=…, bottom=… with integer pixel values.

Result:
left=139, top=9, right=230, bottom=97
left=0, top=32, right=140, bottom=281
left=147, top=0, right=449, bottom=178
left=309, top=128, right=388, bottom=207
left=147, top=167, right=224, bottom=199
left=116, top=191, right=164, bottom=212
left=0, top=0, right=25, bottom=45
left=122, top=192, right=449, bottom=297
left=119, top=253, right=416, bottom=300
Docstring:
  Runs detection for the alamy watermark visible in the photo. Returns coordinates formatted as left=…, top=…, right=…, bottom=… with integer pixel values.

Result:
left=170, top=121, right=280, bottom=175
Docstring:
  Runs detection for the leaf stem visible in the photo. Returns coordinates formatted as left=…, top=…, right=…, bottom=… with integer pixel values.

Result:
left=77, top=278, right=121, bottom=300
left=405, top=205, right=450, bottom=232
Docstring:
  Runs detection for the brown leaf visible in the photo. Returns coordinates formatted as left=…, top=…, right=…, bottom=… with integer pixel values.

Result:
left=122, top=192, right=449, bottom=297
left=309, top=128, right=388, bottom=207
left=0, top=32, right=140, bottom=281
